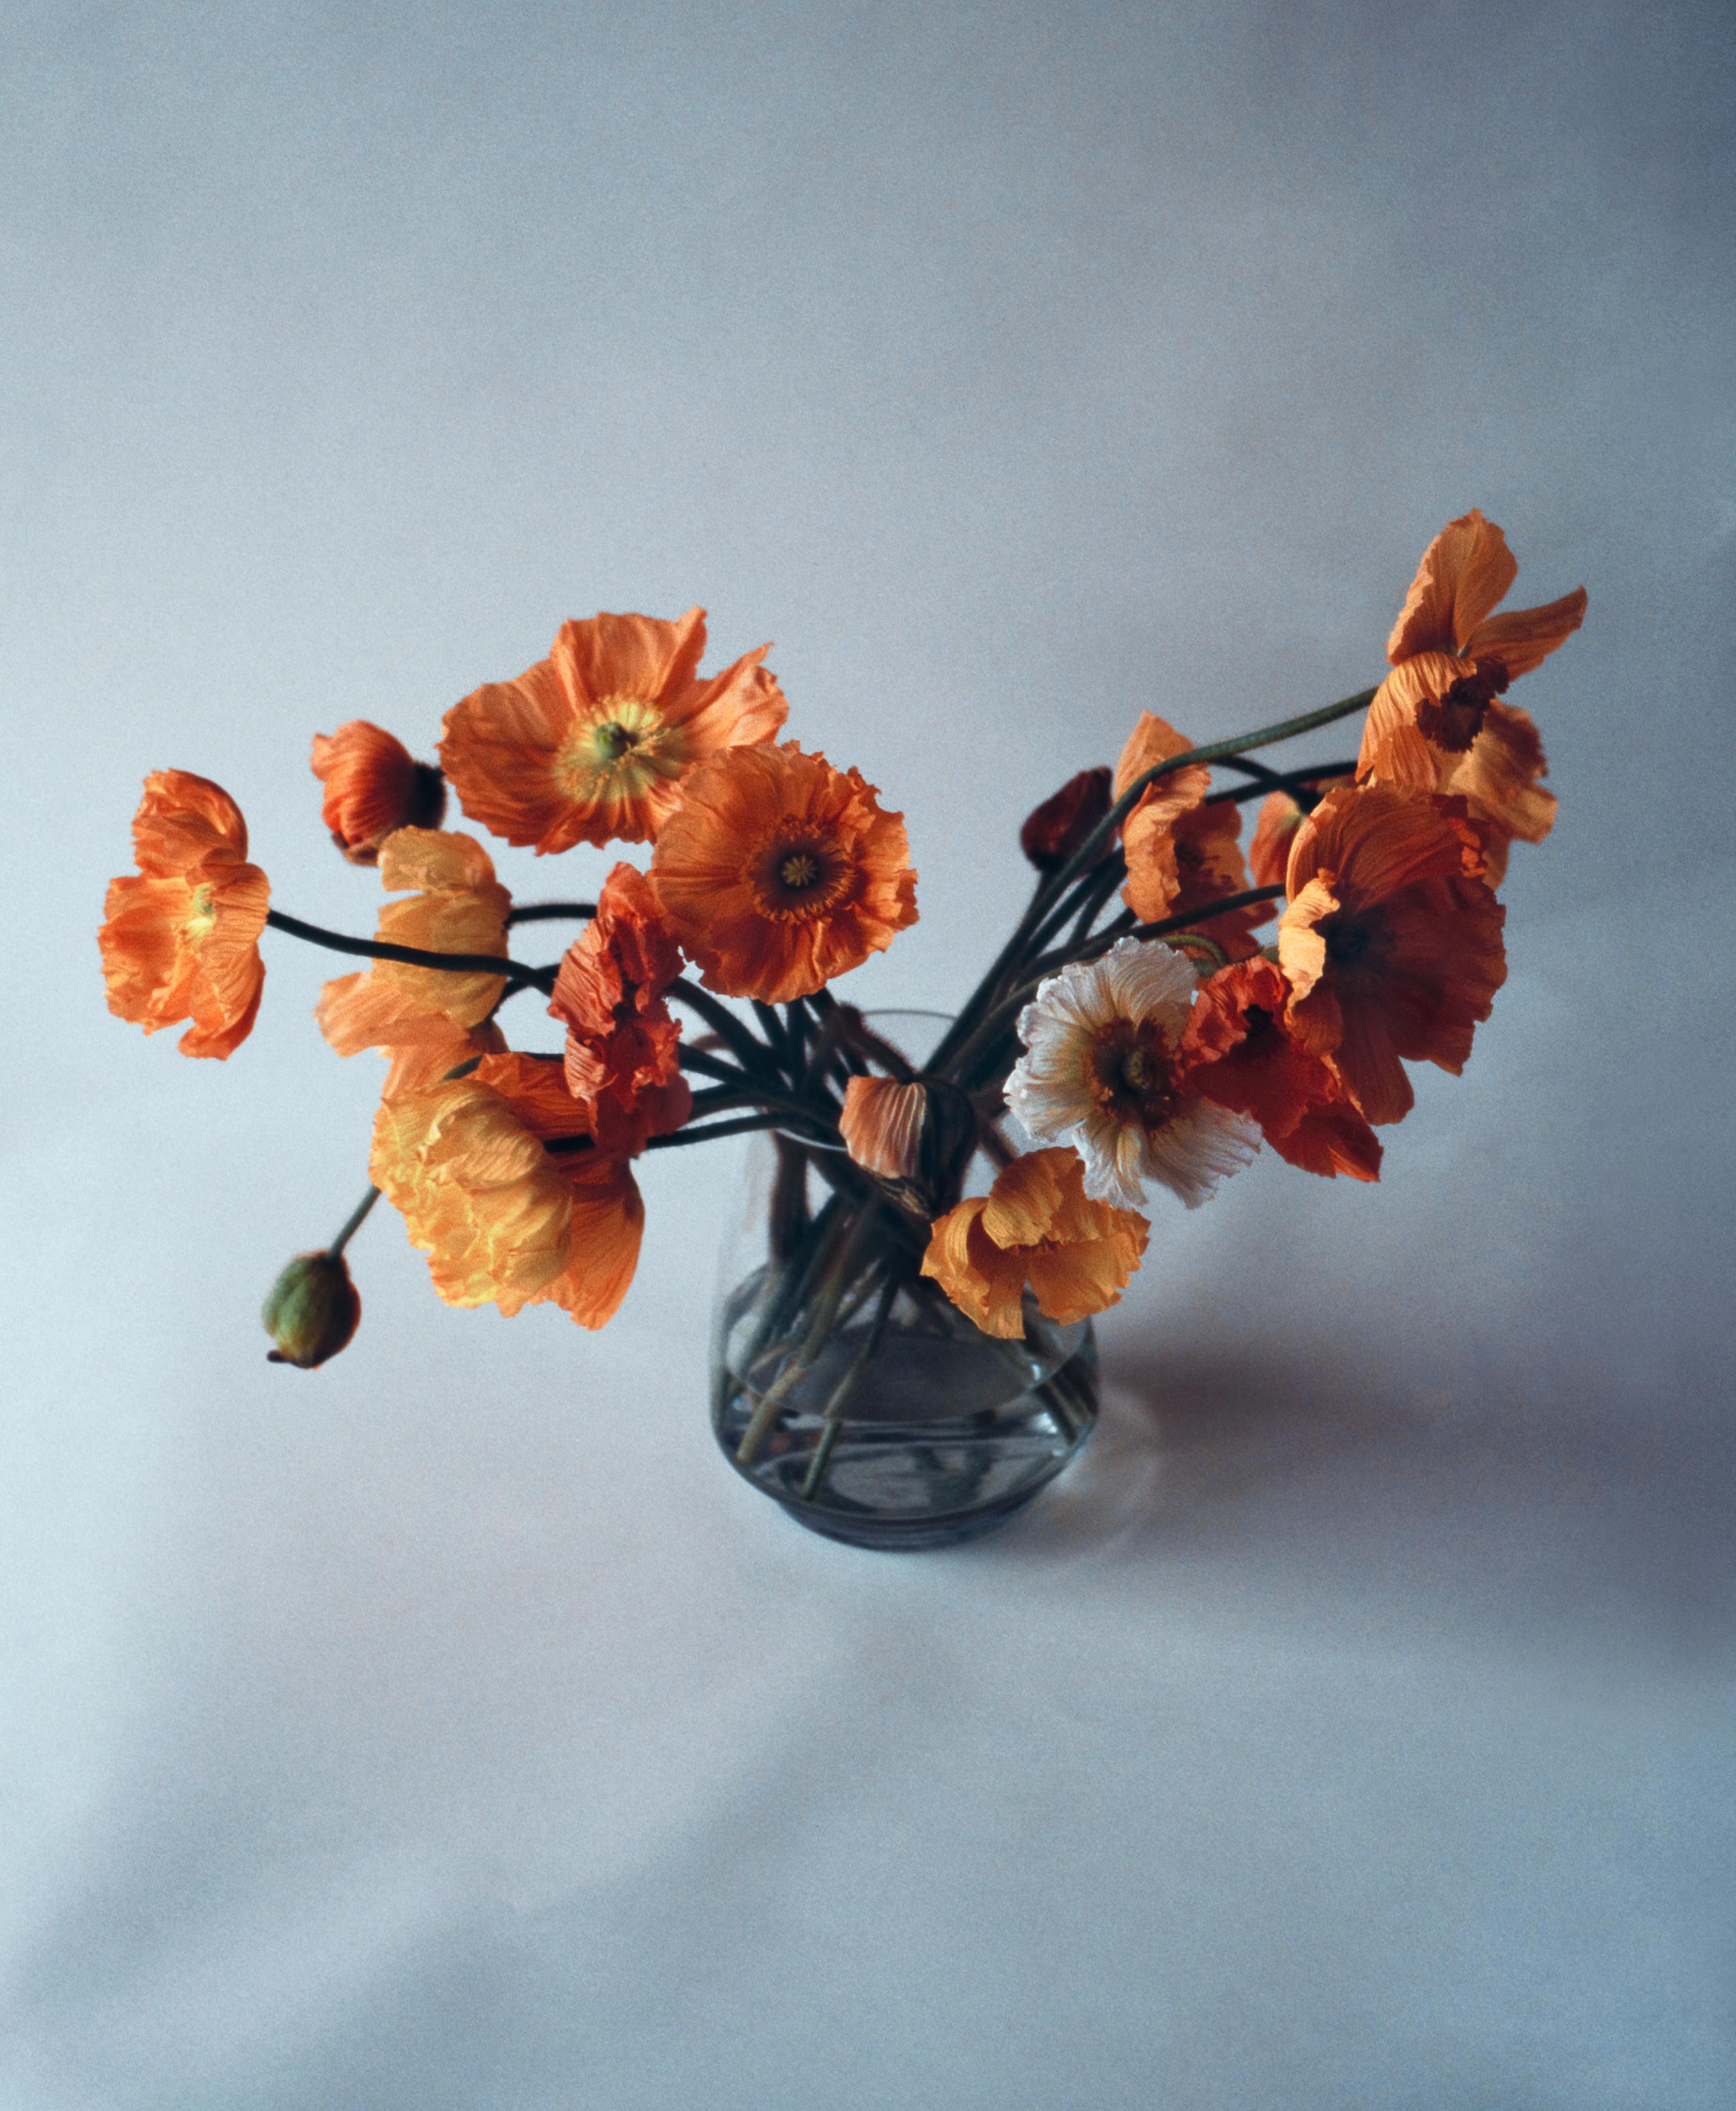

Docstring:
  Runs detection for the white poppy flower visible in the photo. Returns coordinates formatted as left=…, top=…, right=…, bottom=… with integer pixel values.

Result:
left=1005, top=936, right=1261, bottom=1210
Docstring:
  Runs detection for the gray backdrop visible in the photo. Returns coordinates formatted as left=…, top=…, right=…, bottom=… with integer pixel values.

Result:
left=3, top=4, right=1732, bottom=2106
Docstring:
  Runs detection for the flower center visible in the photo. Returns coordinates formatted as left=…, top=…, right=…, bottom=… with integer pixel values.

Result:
left=750, top=830, right=850, bottom=920
left=1416, top=660, right=1510, bottom=754
left=556, top=695, right=687, bottom=803
left=1090, top=1018, right=1179, bottom=1130
left=182, top=881, right=219, bottom=946
left=1325, top=918, right=1372, bottom=965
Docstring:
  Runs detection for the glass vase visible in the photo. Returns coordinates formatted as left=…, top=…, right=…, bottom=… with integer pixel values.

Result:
left=709, top=1015, right=1099, bottom=1551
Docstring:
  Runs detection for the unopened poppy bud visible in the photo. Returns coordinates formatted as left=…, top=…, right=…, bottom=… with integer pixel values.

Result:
left=262, top=1251, right=361, bottom=1368
left=1019, top=767, right=1113, bottom=873
left=310, top=721, right=446, bottom=865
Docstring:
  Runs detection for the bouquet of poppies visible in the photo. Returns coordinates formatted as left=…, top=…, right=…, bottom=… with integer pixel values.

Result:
left=101, top=511, right=1585, bottom=1445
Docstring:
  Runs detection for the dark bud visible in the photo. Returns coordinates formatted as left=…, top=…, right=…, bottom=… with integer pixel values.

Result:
left=1019, top=767, right=1114, bottom=873
left=262, top=1251, right=361, bottom=1369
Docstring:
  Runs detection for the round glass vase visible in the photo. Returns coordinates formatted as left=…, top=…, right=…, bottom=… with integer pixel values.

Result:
left=709, top=1013, right=1099, bottom=1551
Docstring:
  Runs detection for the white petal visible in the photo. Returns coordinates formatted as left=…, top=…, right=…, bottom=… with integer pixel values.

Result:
left=1140, top=1102, right=1262, bottom=1209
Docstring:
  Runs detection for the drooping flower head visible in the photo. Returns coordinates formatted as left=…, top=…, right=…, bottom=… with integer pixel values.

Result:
left=315, top=973, right=507, bottom=1099
left=368, top=828, right=511, bottom=1027
left=311, top=720, right=446, bottom=864
left=1277, top=783, right=1506, bottom=1126
left=371, top=1052, right=643, bottom=1328
left=921, top=1147, right=1148, bottom=1339
left=99, top=769, right=270, bottom=1058
left=548, top=862, right=692, bottom=1157
left=649, top=742, right=918, bottom=1003
left=315, top=827, right=511, bottom=1093
left=1357, top=511, right=1586, bottom=881
left=1006, top=936, right=1261, bottom=1210
left=1113, top=713, right=1212, bottom=923
left=1176, top=957, right=1381, bottom=1181
left=1019, top=767, right=1114, bottom=875
left=439, top=609, right=788, bottom=854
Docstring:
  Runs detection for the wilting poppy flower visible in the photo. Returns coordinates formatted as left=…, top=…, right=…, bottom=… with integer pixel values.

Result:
left=840, top=1076, right=930, bottom=1179
left=649, top=742, right=918, bottom=1003
left=922, top=1147, right=1148, bottom=1338
left=99, top=769, right=269, bottom=1058
left=371, top=1052, right=643, bottom=1326
left=1177, top=957, right=1381, bottom=1181
left=368, top=828, right=511, bottom=1027
left=1161, top=802, right=1272, bottom=958
left=1007, top=936, right=1261, bottom=1210
left=1277, top=783, right=1506, bottom=1127
left=1113, top=714, right=1213, bottom=923
left=1357, top=511, right=1585, bottom=881
left=548, top=863, right=692, bottom=1157
left=316, top=972, right=507, bottom=1098
left=1019, top=767, right=1113, bottom=875
left=439, top=609, right=788, bottom=854
left=311, top=720, right=446, bottom=863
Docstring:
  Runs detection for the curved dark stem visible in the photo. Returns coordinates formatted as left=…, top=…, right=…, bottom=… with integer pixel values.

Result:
left=544, top=1112, right=799, bottom=1156
left=264, top=908, right=553, bottom=991
left=505, top=901, right=597, bottom=927
left=1026, top=884, right=1286, bottom=984
left=668, top=977, right=781, bottom=1081
left=1204, top=758, right=1355, bottom=809
left=752, top=1001, right=791, bottom=1076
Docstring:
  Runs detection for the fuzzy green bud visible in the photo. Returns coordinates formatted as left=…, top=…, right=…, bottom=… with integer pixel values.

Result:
left=262, top=1251, right=361, bottom=1369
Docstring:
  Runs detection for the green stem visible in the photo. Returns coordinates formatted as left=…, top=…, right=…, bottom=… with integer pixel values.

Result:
left=1204, top=757, right=1355, bottom=808
left=798, top=1270, right=901, bottom=1500
left=325, top=1185, right=380, bottom=1258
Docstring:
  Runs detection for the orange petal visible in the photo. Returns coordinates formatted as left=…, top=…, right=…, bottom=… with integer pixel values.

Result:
left=1464, top=585, right=1587, bottom=680
left=1385, top=510, right=1517, bottom=661
left=840, top=1076, right=929, bottom=1179
left=1114, top=714, right=1213, bottom=923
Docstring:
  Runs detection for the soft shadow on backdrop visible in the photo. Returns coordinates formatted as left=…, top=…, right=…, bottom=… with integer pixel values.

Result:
left=3, top=3, right=1732, bottom=2108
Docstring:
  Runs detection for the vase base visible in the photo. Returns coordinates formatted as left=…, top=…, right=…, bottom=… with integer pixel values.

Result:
left=764, top=1477, right=1056, bottom=1552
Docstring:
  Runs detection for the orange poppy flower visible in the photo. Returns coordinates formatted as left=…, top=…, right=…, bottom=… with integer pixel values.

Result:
left=1177, top=958, right=1381, bottom=1181
left=310, top=720, right=446, bottom=864
left=369, top=828, right=511, bottom=1028
left=1357, top=511, right=1586, bottom=882
left=438, top=609, right=788, bottom=854
left=548, top=863, right=692, bottom=1157
left=1277, top=784, right=1506, bottom=1127
left=316, top=972, right=507, bottom=1098
left=1113, top=713, right=1212, bottom=923
left=371, top=1051, right=643, bottom=1327
left=1163, top=802, right=1272, bottom=958
left=921, top=1147, right=1148, bottom=1339
left=99, top=769, right=269, bottom=1058
left=649, top=742, right=918, bottom=1003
